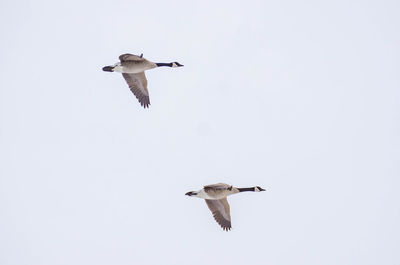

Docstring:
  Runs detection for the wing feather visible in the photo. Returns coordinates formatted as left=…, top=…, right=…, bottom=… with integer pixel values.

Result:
left=204, top=183, right=231, bottom=192
left=119, top=53, right=144, bottom=62
left=205, top=199, right=232, bottom=231
left=122, top=72, right=150, bottom=108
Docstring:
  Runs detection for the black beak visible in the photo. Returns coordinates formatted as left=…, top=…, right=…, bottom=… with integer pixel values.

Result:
left=259, top=187, right=266, bottom=191
left=175, top=62, right=184, bottom=67
left=185, top=191, right=195, bottom=196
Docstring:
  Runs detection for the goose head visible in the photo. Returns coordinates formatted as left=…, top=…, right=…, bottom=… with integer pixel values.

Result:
left=172, top=62, right=184, bottom=67
left=255, top=186, right=265, bottom=192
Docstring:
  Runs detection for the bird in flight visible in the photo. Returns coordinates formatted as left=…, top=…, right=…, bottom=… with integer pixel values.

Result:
left=186, top=183, right=265, bottom=231
left=103, top=53, right=183, bottom=108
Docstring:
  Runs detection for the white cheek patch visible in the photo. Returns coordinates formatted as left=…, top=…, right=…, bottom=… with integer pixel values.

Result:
left=255, top=187, right=260, bottom=192
left=172, top=62, right=177, bottom=67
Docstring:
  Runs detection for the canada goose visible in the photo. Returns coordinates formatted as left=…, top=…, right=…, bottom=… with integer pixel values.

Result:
left=102, top=53, right=183, bottom=108
left=185, top=183, right=265, bottom=231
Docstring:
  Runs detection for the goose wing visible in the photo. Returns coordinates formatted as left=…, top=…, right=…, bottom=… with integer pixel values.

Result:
left=119, top=53, right=144, bottom=62
left=204, top=183, right=231, bottom=192
left=122, top=72, right=150, bottom=108
left=205, top=198, right=232, bottom=231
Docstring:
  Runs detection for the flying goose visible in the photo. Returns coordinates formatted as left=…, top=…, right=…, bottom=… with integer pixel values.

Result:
left=185, top=183, right=265, bottom=231
left=102, top=53, right=183, bottom=108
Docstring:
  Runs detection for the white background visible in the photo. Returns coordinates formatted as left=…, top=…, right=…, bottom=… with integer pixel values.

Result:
left=0, top=0, right=399, bottom=264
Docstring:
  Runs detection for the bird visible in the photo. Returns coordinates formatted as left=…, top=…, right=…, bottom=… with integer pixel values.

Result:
left=102, top=53, right=183, bottom=108
left=185, top=183, right=265, bottom=231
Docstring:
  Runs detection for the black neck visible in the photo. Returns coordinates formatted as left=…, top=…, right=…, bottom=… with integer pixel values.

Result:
left=238, top=187, right=256, bottom=192
left=155, top=62, right=173, bottom=67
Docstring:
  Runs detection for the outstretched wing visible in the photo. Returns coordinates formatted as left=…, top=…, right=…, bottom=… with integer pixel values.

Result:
left=122, top=72, right=150, bottom=108
left=205, top=198, right=232, bottom=231
left=119, top=53, right=144, bottom=62
left=204, top=183, right=231, bottom=192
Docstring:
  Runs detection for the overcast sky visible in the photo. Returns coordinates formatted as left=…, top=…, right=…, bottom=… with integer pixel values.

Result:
left=0, top=0, right=399, bottom=264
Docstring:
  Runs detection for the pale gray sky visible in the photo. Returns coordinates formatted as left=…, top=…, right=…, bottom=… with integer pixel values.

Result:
left=0, top=0, right=399, bottom=264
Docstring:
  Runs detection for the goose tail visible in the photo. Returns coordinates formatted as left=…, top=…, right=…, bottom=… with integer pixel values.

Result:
left=102, top=65, right=114, bottom=72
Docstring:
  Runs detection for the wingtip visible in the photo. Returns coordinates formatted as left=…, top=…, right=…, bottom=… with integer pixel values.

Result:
left=141, top=103, right=150, bottom=109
